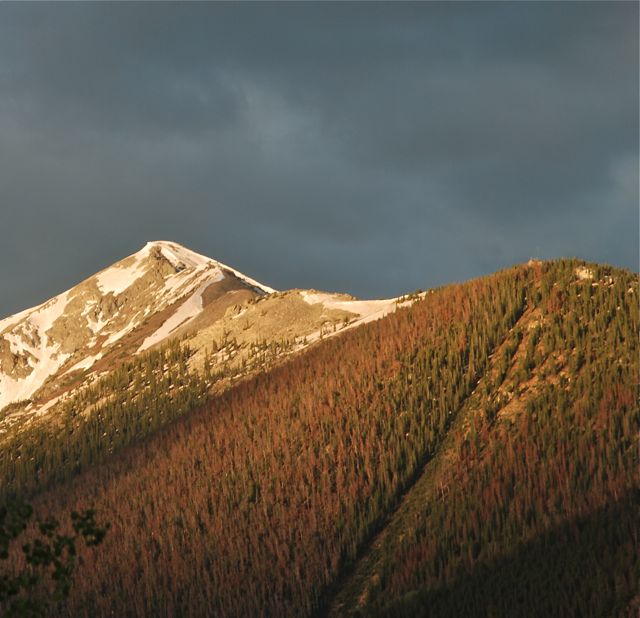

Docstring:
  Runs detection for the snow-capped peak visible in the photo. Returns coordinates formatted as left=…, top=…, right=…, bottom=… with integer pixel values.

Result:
left=143, top=241, right=212, bottom=270
left=0, top=241, right=275, bottom=412
left=141, top=241, right=276, bottom=295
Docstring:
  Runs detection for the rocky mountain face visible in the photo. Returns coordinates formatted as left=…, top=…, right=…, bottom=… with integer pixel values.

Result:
left=0, top=241, right=401, bottom=434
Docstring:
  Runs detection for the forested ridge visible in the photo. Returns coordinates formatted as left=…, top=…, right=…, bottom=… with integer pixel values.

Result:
left=1, top=259, right=637, bottom=617
left=330, top=262, right=638, bottom=617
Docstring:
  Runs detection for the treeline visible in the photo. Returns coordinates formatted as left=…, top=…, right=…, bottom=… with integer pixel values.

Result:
left=0, top=330, right=304, bottom=502
left=0, top=341, right=213, bottom=501
left=26, top=265, right=528, bottom=616
left=343, top=260, right=639, bottom=616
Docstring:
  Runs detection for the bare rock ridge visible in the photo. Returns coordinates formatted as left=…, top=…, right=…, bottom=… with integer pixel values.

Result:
left=0, top=241, right=401, bottom=431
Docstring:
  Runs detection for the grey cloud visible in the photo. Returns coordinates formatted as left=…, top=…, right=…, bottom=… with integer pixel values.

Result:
left=0, top=2, right=637, bottom=318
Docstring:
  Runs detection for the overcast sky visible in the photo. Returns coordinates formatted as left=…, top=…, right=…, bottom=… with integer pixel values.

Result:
left=1, top=2, right=637, bottom=318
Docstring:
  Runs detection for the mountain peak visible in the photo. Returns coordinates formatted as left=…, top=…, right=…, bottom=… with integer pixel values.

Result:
left=0, top=241, right=275, bottom=412
left=141, top=241, right=212, bottom=270
left=138, top=241, right=277, bottom=295
left=0, top=240, right=402, bottom=420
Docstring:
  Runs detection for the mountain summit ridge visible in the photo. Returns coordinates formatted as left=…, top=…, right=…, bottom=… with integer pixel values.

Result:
left=0, top=241, right=274, bottom=413
left=0, top=241, right=400, bottom=428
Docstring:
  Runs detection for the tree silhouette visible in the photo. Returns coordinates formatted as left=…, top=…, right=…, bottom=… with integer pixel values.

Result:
left=0, top=501, right=109, bottom=617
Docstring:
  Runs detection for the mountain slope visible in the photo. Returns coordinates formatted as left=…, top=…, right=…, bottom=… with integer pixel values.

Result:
left=0, top=241, right=402, bottom=439
left=327, top=265, right=638, bottom=616
left=4, top=259, right=634, bottom=617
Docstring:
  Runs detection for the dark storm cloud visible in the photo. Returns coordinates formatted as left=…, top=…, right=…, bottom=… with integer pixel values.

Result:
left=0, top=2, right=637, bottom=317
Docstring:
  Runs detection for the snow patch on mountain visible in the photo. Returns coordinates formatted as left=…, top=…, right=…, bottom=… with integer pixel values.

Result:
left=95, top=256, right=147, bottom=296
left=298, top=290, right=402, bottom=346
left=67, top=352, right=103, bottom=373
left=0, top=291, right=71, bottom=409
left=0, top=305, right=36, bottom=336
left=301, top=291, right=397, bottom=322
left=138, top=273, right=224, bottom=352
left=104, top=323, right=137, bottom=347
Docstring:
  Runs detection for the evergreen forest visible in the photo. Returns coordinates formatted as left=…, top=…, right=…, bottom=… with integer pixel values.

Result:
left=1, top=259, right=637, bottom=617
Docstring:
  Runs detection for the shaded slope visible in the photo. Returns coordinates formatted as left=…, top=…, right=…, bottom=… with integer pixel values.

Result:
left=374, top=494, right=637, bottom=618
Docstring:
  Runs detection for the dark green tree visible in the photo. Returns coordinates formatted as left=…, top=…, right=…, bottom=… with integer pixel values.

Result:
left=0, top=501, right=109, bottom=617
